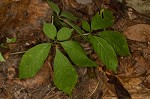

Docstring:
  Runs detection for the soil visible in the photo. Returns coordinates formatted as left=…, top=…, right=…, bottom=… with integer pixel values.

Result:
left=0, top=0, right=150, bottom=99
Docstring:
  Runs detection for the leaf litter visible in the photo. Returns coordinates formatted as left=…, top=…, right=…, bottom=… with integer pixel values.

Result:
left=0, top=0, right=150, bottom=98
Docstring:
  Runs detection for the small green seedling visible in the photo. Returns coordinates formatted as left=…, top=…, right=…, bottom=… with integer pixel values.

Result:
left=6, top=37, right=17, bottom=43
left=0, top=52, right=5, bottom=62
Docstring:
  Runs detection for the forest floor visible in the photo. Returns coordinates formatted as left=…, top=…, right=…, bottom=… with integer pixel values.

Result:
left=0, top=0, right=150, bottom=99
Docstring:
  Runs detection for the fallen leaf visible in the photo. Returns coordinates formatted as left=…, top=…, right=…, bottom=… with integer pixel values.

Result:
left=123, top=24, right=150, bottom=42
left=0, top=73, right=5, bottom=88
left=7, top=66, right=16, bottom=80
left=107, top=74, right=132, bottom=99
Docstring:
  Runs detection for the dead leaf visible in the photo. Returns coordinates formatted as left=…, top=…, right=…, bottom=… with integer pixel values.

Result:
left=0, top=0, right=52, bottom=44
left=0, top=73, right=5, bottom=88
left=7, top=66, right=16, bottom=80
left=107, top=74, right=132, bottom=99
left=123, top=24, right=150, bottom=42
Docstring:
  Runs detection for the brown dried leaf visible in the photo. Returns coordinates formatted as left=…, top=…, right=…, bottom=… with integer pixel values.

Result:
left=0, top=0, right=52, bottom=43
left=0, top=73, right=5, bottom=88
left=107, top=75, right=131, bottom=99
left=7, top=66, right=16, bottom=80
left=123, top=24, right=150, bottom=42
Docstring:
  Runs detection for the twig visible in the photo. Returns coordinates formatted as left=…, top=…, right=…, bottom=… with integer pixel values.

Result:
left=10, top=51, right=26, bottom=55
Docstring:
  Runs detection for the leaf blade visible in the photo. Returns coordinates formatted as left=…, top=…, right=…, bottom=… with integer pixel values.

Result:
left=91, top=9, right=114, bottom=30
left=82, top=20, right=90, bottom=32
left=60, top=11, right=78, bottom=21
left=61, top=41, right=97, bottom=67
left=91, top=13, right=101, bottom=31
left=57, top=27, right=73, bottom=41
left=98, top=31, right=130, bottom=56
left=19, top=43, right=51, bottom=79
left=54, top=49, right=78, bottom=95
left=43, top=23, right=57, bottom=40
left=48, top=2, right=60, bottom=15
left=88, top=35, right=118, bottom=72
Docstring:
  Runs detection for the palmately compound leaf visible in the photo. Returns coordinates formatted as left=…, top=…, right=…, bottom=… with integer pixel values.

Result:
left=98, top=31, right=130, bottom=56
left=19, top=43, right=51, bottom=79
left=61, top=41, right=97, bottom=67
left=91, top=9, right=114, bottom=30
left=43, top=23, right=57, bottom=40
left=82, top=20, right=91, bottom=32
left=88, top=35, right=118, bottom=72
left=48, top=1, right=60, bottom=15
left=60, top=11, right=78, bottom=21
left=54, top=49, right=78, bottom=95
left=0, top=52, right=5, bottom=62
left=57, top=27, right=73, bottom=41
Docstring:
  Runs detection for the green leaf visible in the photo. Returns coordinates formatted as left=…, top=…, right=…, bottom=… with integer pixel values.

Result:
left=98, top=31, right=130, bottom=56
left=48, top=2, right=60, bottom=15
left=54, top=49, right=78, bottom=95
left=91, top=13, right=101, bottom=30
left=61, top=41, right=97, bottom=67
left=88, top=35, right=118, bottom=72
left=82, top=20, right=90, bottom=32
left=60, top=11, right=78, bottom=21
left=91, top=9, right=114, bottom=30
left=101, top=9, right=114, bottom=22
left=57, top=27, right=73, bottom=41
left=0, top=52, right=5, bottom=62
left=6, top=37, right=16, bottom=43
left=43, top=23, right=57, bottom=40
left=19, top=43, right=51, bottom=79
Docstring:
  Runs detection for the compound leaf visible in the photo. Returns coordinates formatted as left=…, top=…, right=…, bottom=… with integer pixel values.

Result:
left=43, top=23, right=57, bottom=40
left=98, top=31, right=130, bottom=56
left=88, top=35, right=118, bottom=72
left=61, top=41, right=97, bottom=67
left=19, top=43, right=51, bottom=79
left=48, top=2, right=60, bottom=15
left=54, top=49, right=78, bottom=95
left=82, top=20, right=90, bottom=32
left=0, top=52, right=5, bottom=62
left=91, top=9, right=114, bottom=30
left=57, top=27, right=73, bottom=41
left=60, top=11, right=78, bottom=21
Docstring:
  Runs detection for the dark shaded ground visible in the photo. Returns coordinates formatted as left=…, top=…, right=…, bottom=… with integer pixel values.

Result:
left=0, top=0, right=150, bottom=99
